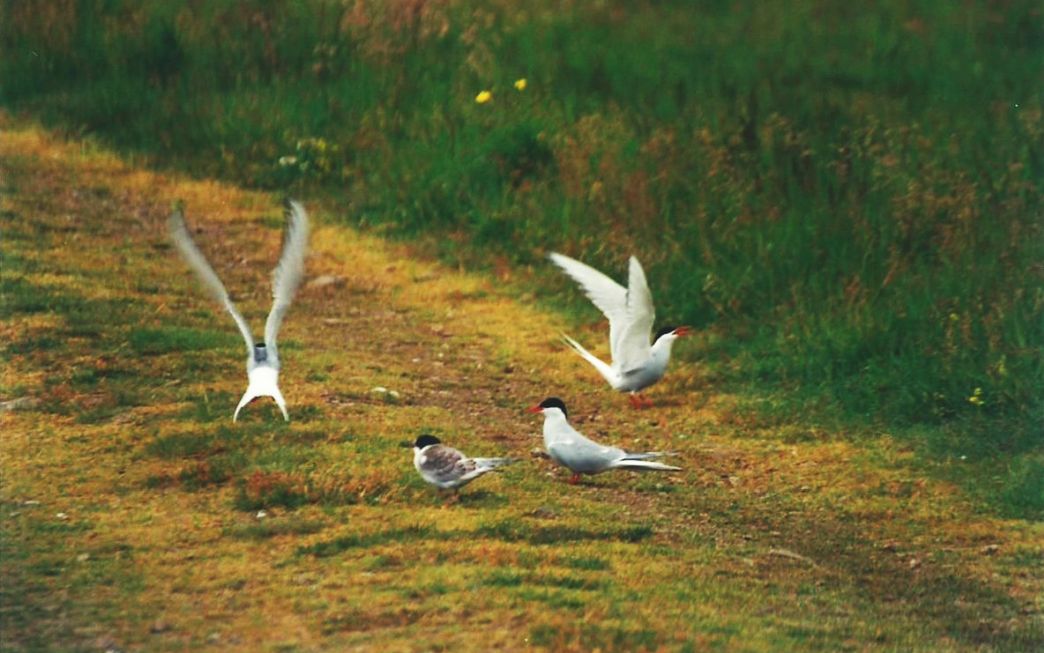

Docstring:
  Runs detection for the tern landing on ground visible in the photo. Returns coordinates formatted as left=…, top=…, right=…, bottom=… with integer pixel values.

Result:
left=528, top=397, right=681, bottom=484
left=403, top=434, right=517, bottom=493
left=169, top=200, right=310, bottom=422
left=549, top=252, right=690, bottom=408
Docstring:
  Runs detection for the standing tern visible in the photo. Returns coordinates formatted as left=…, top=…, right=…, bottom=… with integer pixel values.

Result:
left=402, top=434, right=518, bottom=493
left=549, top=252, right=690, bottom=408
left=527, top=397, right=681, bottom=484
left=168, top=200, right=310, bottom=421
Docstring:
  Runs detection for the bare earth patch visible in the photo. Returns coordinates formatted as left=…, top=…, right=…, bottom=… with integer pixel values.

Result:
left=1, top=119, right=1041, bottom=652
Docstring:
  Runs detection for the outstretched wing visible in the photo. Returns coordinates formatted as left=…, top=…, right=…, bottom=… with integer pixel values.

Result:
left=263, top=199, right=311, bottom=363
left=614, top=256, right=656, bottom=372
left=168, top=206, right=254, bottom=356
left=548, top=252, right=628, bottom=363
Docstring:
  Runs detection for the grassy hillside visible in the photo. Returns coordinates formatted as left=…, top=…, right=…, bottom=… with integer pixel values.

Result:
left=1, top=3, right=1041, bottom=491
left=2, top=122, right=1043, bottom=652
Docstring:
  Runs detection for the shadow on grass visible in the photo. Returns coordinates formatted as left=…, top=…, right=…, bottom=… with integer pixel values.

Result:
left=529, top=623, right=661, bottom=652
left=223, top=517, right=327, bottom=541
left=128, top=326, right=240, bottom=355
left=723, top=495, right=1044, bottom=651
left=296, top=520, right=654, bottom=559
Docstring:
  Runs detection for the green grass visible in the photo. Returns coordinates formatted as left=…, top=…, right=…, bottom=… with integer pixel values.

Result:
left=999, top=456, right=1044, bottom=517
left=1, top=0, right=1039, bottom=448
left=129, top=326, right=241, bottom=355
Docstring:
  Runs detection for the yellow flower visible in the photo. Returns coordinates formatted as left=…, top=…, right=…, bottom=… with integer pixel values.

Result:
left=514, top=78, right=527, bottom=91
left=475, top=90, right=492, bottom=104
left=967, top=387, right=984, bottom=406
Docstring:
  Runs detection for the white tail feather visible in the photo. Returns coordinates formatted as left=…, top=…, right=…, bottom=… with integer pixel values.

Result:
left=608, top=459, right=682, bottom=472
left=233, top=388, right=258, bottom=422
left=561, top=334, right=618, bottom=386
left=474, top=457, right=518, bottom=471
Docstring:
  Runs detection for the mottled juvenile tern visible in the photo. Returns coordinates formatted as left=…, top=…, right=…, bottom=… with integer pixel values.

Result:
left=403, top=434, right=517, bottom=492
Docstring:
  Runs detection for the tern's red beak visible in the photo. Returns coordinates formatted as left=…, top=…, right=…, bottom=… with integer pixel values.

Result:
left=526, top=404, right=543, bottom=413
left=674, top=326, right=693, bottom=337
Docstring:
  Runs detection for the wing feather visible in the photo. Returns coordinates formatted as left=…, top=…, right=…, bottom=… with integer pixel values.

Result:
left=422, top=445, right=474, bottom=485
left=614, top=256, right=656, bottom=371
left=168, top=207, right=255, bottom=355
left=548, top=252, right=628, bottom=362
left=263, top=200, right=311, bottom=362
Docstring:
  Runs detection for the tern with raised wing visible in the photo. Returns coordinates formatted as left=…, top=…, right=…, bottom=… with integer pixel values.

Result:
left=528, top=397, right=681, bottom=484
left=403, top=434, right=517, bottom=493
left=549, top=252, right=690, bottom=408
left=168, top=200, right=310, bottom=421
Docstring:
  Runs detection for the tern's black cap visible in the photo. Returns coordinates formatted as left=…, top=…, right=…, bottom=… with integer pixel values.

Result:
left=538, top=397, right=568, bottom=418
left=654, top=325, right=678, bottom=341
left=414, top=434, right=441, bottom=448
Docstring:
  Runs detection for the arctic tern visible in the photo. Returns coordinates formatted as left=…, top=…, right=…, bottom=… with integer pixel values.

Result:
left=549, top=252, right=690, bottom=408
left=403, top=434, right=517, bottom=492
left=527, top=397, right=681, bottom=484
left=168, top=200, right=310, bottom=421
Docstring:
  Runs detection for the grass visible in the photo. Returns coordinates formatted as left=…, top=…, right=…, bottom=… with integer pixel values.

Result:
left=0, top=0, right=1039, bottom=443
left=129, top=326, right=241, bottom=355
left=0, top=11, right=1042, bottom=651
left=1, top=122, right=1042, bottom=650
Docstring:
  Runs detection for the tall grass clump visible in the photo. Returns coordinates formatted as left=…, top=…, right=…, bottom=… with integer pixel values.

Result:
left=2, top=0, right=1040, bottom=444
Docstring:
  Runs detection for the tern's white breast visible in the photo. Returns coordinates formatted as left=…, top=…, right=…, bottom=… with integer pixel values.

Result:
left=247, top=365, right=280, bottom=389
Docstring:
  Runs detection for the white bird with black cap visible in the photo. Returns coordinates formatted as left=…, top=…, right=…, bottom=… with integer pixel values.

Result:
left=528, top=397, right=681, bottom=484
left=548, top=252, right=691, bottom=408
left=403, top=434, right=518, bottom=493
left=168, top=199, right=310, bottom=421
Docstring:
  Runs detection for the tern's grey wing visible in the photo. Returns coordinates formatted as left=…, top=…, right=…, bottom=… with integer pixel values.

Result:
left=168, top=207, right=254, bottom=356
left=263, top=200, right=310, bottom=363
left=421, top=445, right=477, bottom=485
left=547, top=427, right=626, bottom=474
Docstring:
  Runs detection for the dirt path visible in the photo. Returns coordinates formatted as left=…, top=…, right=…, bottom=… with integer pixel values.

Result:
left=2, top=120, right=1041, bottom=652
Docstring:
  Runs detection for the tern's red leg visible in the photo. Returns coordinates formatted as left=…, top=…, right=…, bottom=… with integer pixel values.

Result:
left=568, top=472, right=581, bottom=485
left=629, top=393, right=654, bottom=409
